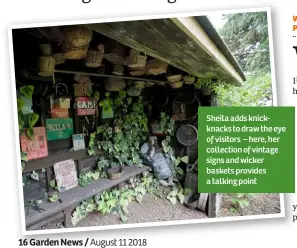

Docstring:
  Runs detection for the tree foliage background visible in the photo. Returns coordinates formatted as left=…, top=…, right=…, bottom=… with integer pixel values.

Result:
left=213, top=12, right=273, bottom=106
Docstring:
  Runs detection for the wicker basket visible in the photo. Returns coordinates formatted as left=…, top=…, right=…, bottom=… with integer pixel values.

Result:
left=52, top=53, right=65, bottom=65
left=146, top=59, right=168, bottom=75
left=129, top=66, right=146, bottom=76
left=73, top=83, right=90, bottom=97
left=126, top=51, right=147, bottom=68
left=85, top=50, right=104, bottom=68
left=39, top=44, right=52, bottom=56
left=104, top=78, right=126, bottom=92
left=37, top=56, right=55, bottom=77
left=184, top=76, right=196, bottom=85
left=170, top=81, right=184, bottom=89
left=167, top=74, right=183, bottom=83
left=74, top=74, right=91, bottom=84
left=104, top=41, right=128, bottom=65
left=156, top=82, right=166, bottom=86
left=112, top=65, right=124, bottom=76
left=63, top=42, right=89, bottom=60
left=145, top=81, right=155, bottom=87
left=63, top=25, right=93, bottom=47
left=134, top=81, right=145, bottom=89
left=107, top=167, right=124, bottom=180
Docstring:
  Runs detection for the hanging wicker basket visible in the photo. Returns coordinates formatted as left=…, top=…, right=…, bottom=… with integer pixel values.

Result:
left=73, top=83, right=90, bottom=97
left=63, top=42, right=89, bottom=60
left=52, top=53, right=65, bottom=65
left=74, top=74, right=91, bottom=84
left=85, top=50, right=104, bottom=68
left=167, top=74, right=183, bottom=83
left=129, top=66, right=146, bottom=76
left=145, top=81, right=155, bottom=87
left=184, top=76, right=196, bottom=85
left=104, top=78, right=126, bottom=92
left=170, top=81, right=184, bottom=89
left=112, top=65, right=124, bottom=76
left=63, top=25, right=93, bottom=47
left=134, top=81, right=145, bottom=89
left=37, top=56, right=56, bottom=77
left=104, top=41, right=128, bottom=65
left=126, top=49, right=147, bottom=68
left=39, top=44, right=52, bottom=56
left=146, top=59, right=168, bottom=75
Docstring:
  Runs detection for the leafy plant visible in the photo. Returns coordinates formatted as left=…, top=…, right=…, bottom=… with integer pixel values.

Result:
left=78, top=170, right=100, bottom=187
left=167, top=187, right=185, bottom=205
left=30, top=171, right=39, bottom=181
left=21, top=152, right=28, bottom=171
left=230, top=193, right=253, bottom=210
left=91, top=93, right=148, bottom=169
left=49, top=179, right=58, bottom=190
left=99, top=92, right=113, bottom=112
left=49, top=193, right=59, bottom=203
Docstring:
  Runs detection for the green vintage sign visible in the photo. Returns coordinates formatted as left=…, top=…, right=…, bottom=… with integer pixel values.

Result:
left=46, top=118, right=74, bottom=141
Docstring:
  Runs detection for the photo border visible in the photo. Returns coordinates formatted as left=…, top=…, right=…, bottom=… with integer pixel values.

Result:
left=7, top=6, right=283, bottom=236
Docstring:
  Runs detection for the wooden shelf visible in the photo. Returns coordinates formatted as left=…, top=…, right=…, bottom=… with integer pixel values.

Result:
left=23, top=148, right=103, bottom=173
left=25, top=165, right=149, bottom=228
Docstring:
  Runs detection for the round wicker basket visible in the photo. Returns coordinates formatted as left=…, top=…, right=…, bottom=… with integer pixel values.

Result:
left=170, top=81, right=184, bottom=89
left=134, top=81, right=145, bottom=89
left=167, top=74, right=183, bottom=83
left=85, top=50, right=104, bottom=68
left=104, top=41, right=128, bottom=65
left=146, top=59, right=168, bottom=75
left=37, top=56, right=55, bottom=77
left=63, top=42, right=89, bottom=60
left=112, top=65, right=124, bottom=76
left=184, top=76, right=196, bottom=85
left=63, top=25, right=93, bottom=47
left=104, top=78, right=126, bottom=92
left=145, top=81, right=155, bottom=87
left=52, top=53, right=65, bottom=65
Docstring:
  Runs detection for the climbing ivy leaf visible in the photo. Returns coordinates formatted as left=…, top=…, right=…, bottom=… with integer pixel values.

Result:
left=28, top=113, right=39, bottom=128
left=20, top=85, right=34, bottom=99
left=31, top=171, right=39, bottom=181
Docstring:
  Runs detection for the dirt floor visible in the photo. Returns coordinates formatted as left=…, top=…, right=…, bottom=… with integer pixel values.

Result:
left=219, top=193, right=281, bottom=217
left=39, top=193, right=280, bottom=230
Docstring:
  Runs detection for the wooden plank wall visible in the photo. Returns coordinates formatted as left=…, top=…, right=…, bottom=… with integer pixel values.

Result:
left=86, top=18, right=240, bottom=85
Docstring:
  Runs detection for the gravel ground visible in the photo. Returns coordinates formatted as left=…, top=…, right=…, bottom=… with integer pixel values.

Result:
left=219, top=193, right=281, bottom=217
left=39, top=193, right=280, bottom=230
left=39, top=195, right=207, bottom=230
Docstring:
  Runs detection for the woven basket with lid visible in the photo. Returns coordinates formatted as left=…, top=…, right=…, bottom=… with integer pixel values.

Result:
left=104, top=78, right=126, bottom=92
left=104, top=41, right=128, bottom=65
left=85, top=50, right=104, bottom=68
left=146, top=59, right=168, bottom=75
left=37, top=56, right=55, bottom=77
left=63, top=42, right=89, bottom=60
left=63, top=25, right=93, bottom=47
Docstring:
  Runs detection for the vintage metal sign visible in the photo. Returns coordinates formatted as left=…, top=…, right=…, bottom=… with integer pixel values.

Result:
left=53, top=159, right=78, bottom=192
left=76, top=97, right=97, bottom=116
left=72, top=134, right=85, bottom=151
left=46, top=118, right=73, bottom=140
left=20, top=127, right=48, bottom=160
left=51, top=108, right=69, bottom=119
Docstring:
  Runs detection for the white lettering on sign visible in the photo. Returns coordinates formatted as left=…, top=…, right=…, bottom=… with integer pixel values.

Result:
left=77, top=100, right=97, bottom=109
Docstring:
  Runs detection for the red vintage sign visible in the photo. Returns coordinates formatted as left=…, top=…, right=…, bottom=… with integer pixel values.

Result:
left=20, top=127, right=48, bottom=160
left=75, top=97, right=97, bottom=116
left=51, top=108, right=69, bottom=118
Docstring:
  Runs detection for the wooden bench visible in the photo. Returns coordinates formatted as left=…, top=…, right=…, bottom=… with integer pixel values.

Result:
left=23, top=147, right=149, bottom=230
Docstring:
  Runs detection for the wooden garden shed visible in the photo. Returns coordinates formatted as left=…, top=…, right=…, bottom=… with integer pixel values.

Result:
left=11, top=15, right=245, bottom=231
